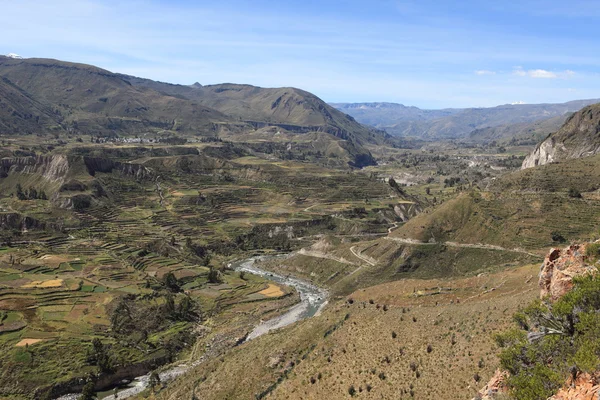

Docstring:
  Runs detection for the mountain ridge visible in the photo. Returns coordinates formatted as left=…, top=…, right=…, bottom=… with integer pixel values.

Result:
left=0, top=55, right=380, bottom=167
left=333, top=99, right=600, bottom=140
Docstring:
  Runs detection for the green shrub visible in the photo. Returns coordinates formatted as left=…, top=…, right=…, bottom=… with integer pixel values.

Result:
left=585, top=242, right=600, bottom=260
left=568, top=188, right=582, bottom=198
left=497, top=271, right=600, bottom=399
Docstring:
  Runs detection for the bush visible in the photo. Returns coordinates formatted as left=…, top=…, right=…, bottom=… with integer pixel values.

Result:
left=551, top=231, right=566, bottom=243
left=568, top=188, right=582, bottom=198
left=585, top=243, right=600, bottom=260
left=496, top=272, right=600, bottom=399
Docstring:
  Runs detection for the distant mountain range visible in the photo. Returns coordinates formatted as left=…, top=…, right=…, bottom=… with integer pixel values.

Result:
left=0, top=56, right=388, bottom=167
left=332, top=100, right=600, bottom=142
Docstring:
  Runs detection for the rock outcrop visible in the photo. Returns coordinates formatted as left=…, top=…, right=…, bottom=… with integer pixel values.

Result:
left=522, top=103, right=600, bottom=169
left=474, top=369, right=509, bottom=400
left=1, top=154, right=154, bottom=185
left=474, top=243, right=598, bottom=400
left=0, top=213, right=45, bottom=231
left=539, top=243, right=597, bottom=301
left=1, top=155, right=70, bottom=183
left=549, top=373, right=600, bottom=400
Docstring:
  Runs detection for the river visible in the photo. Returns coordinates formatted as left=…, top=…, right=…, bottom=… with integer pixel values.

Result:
left=56, top=256, right=328, bottom=400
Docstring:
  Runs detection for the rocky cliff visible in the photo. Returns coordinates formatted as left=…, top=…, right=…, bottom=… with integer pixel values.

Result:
left=539, top=243, right=597, bottom=301
left=1, top=154, right=153, bottom=184
left=522, top=104, right=600, bottom=169
left=0, top=213, right=45, bottom=231
left=1, top=155, right=70, bottom=183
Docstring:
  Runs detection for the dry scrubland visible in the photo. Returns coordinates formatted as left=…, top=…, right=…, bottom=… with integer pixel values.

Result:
left=152, top=264, right=539, bottom=400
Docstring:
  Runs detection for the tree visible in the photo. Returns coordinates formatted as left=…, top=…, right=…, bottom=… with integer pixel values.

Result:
left=164, top=293, right=176, bottom=317
left=79, top=381, right=96, bottom=400
left=149, top=370, right=161, bottom=391
left=162, top=272, right=180, bottom=293
left=177, top=296, right=198, bottom=321
left=16, top=184, right=26, bottom=200
left=208, top=267, right=221, bottom=284
left=87, top=338, right=113, bottom=373
left=27, top=187, right=38, bottom=200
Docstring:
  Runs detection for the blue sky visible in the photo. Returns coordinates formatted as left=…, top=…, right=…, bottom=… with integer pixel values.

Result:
left=1, top=0, right=599, bottom=108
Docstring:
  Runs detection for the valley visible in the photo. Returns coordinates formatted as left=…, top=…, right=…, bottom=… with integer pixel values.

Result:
left=1, top=54, right=599, bottom=400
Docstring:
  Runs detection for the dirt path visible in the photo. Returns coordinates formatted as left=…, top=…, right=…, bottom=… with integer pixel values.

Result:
left=387, top=222, right=400, bottom=234
left=350, top=245, right=377, bottom=266
left=384, top=237, right=541, bottom=257
left=297, top=249, right=358, bottom=266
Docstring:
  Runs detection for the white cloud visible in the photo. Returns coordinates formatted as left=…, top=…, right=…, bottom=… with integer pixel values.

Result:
left=475, top=70, right=496, bottom=75
left=512, top=67, right=575, bottom=79
left=528, top=69, right=557, bottom=78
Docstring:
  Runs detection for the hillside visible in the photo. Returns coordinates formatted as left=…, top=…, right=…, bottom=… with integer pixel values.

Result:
left=119, top=75, right=389, bottom=147
left=333, top=100, right=600, bottom=140
left=468, top=114, right=567, bottom=145
left=522, top=103, right=600, bottom=169
left=0, top=76, right=63, bottom=135
left=0, top=56, right=380, bottom=167
left=0, top=56, right=236, bottom=137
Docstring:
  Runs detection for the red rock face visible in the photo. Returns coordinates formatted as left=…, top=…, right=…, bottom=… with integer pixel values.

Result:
left=549, top=373, right=600, bottom=400
left=539, top=244, right=596, bottom=301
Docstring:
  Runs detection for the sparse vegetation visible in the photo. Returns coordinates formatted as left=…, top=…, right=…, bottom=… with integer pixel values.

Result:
left=496, top=272, right=600, bottom=399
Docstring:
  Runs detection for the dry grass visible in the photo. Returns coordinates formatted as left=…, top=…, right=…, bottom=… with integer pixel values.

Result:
left=15, top=339, right=45, bottom=347
left=21, top=279, right=63, bottom=289
left=259, top=284, right=285, bottom=298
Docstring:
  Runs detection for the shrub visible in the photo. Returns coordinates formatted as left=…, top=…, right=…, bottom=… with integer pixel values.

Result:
left=568, top=188, right=582, bottom=198
left=585, top=243, right=600, bottom=260
left=348, top=385, right=356, bottom=396
left=496, top=273, right=600, bottom=399
left=551, top=231, right=566, bottom=243
left=208, top=267, right=221, bottom=284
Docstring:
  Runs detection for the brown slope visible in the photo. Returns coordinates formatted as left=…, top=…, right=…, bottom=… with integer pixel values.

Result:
left=0, top=76, right=63, bottom=134
left=118, top=75, right=388, bottom=146
left=0, top=56, right=236, bottom=137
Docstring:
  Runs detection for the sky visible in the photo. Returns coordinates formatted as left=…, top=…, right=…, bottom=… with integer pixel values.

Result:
left=1, top=0, right=600, bottom=108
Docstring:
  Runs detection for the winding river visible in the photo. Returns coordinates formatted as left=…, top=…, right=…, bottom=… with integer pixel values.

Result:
left=56, top=256, right=328, bottom=400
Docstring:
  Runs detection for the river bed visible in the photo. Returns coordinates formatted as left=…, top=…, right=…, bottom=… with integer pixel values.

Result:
left=55, top=256, right=327, bottom=400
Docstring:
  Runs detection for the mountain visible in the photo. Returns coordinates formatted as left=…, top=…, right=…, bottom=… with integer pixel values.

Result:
left=330, top=102, right=461, bottom=127
left=0, top=56, right=235, bottom=137
left=468, top=114, right=568, bottom=145
left=0, top=56, right=380, bottom=167
left=522, top=103, right=600, bottom=169
left=332, top=100, right=600, bottom=140
left=118, top=75, right=389, bottom=147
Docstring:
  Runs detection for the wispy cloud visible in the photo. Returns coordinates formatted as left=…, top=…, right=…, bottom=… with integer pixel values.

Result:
left=512, top=67, right=576, bottom=79
left=0, top=0, right=598, bottom=108
left=475, top=70, right=496, bottom=75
